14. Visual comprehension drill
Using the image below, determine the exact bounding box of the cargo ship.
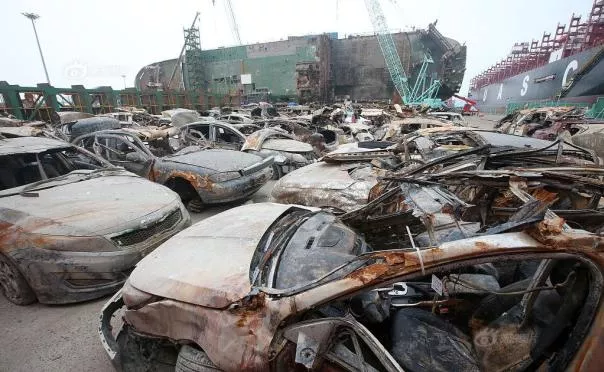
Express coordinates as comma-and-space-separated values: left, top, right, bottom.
135, 24, 466, 104
469, 0, 604, 113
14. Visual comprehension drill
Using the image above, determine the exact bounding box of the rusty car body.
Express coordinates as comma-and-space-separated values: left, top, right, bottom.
99, 196, 604, 371
71, 129, 273, 211
241, 128, 317, 179
272, 128, 596, 211
0, 137, 191, 305
496, 106, 604, 141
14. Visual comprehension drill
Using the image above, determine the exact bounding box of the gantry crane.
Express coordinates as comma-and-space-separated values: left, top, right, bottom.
364, 0, 441, 106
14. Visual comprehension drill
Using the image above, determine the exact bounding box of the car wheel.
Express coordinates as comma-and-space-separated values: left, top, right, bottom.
0, 254, 36, 305
176, 345, 220, 372
272, 164, 283, 180
187, 198, 205, 213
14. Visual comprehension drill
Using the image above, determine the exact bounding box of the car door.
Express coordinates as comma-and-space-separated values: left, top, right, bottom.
89, 133, 154, 177
212, 124, 245, 150
180, 123, 211, 147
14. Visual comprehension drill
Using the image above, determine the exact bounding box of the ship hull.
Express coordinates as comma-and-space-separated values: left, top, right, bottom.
469, 46, 604, 112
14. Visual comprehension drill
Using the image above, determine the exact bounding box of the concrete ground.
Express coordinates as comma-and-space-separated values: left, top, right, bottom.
464, 114, 500, 130
0, 181, 276, 372
0, 115, 501, 372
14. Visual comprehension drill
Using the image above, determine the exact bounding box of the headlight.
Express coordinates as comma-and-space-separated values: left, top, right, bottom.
209, 171, 241, 182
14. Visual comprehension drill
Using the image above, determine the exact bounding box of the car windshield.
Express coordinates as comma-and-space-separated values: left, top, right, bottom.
0, 146, 112, 195
250, 208, 371, 290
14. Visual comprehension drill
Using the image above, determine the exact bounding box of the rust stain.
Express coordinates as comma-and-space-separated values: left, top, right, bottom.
230, 292, 266, 328
474, 241, 492, 250
532, 188, 558, 203
346, 263, 389, 284
536, 216, 565, 235
169, 171, 214, 191
441, 203, 455, 214
492, 191, 517, 208
379, 251, 406, 265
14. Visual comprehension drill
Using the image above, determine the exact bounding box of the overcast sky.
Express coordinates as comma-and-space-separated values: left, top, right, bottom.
1, 0, 591, 95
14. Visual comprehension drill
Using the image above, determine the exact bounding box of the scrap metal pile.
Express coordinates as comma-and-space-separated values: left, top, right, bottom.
2, 102, 604, 371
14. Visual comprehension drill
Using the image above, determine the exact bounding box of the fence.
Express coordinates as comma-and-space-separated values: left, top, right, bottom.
0, 81, 241, 121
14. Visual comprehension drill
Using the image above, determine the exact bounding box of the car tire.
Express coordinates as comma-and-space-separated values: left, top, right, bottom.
187, 198, 205, 213
271, 164, 283, 180
176, 345, 220, 372
0, 254, 36, 305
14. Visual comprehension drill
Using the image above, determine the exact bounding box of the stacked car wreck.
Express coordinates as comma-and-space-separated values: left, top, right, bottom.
2, 102, 604, 371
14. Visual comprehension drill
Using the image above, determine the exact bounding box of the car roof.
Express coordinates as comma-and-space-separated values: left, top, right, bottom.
0, 136, 72, 156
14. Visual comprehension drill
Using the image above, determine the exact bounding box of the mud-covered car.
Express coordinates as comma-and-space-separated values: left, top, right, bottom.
272, 128, 598, 211
100, 202, 604, 371
72, 130, 273, 211
0, 137, 191, 305
242, 128, 317, 179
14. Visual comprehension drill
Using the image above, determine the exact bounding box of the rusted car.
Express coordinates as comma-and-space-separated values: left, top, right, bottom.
176, 121, 248, 151
176, 123, 315, 179
99, 201, 604, 371
496, 106, 604, 141
72, 130, 273, 212
272, 128, 597, 211
0, 137, 191, 305
242, 128, 317, 179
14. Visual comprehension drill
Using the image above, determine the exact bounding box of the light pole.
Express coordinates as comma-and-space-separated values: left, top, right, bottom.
22, 12, 51, 84
121, 74, 127, 89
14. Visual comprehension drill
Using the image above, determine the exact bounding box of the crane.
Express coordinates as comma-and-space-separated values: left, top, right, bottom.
363, 0, 441, 106
213, 0, 242, 45
453, 94, 479, 115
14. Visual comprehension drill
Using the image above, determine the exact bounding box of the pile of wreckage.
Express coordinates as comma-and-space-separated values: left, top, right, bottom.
2, 102, 604, 371
497, 105, 604, 159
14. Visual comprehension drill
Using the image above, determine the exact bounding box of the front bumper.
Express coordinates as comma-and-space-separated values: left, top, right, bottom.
197, 163, 273, 204
99, 290, 124, 369
8, 208, 191, 304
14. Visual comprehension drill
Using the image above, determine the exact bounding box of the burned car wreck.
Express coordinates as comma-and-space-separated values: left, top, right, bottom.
175, 123, 316, 179
272, 127, 598, 211
100, 171, 604, 371
72, 130, 273, 211
241, 129, 317, 179
0, 137, 191, 305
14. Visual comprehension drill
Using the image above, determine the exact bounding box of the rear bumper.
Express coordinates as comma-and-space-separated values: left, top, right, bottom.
8, 210, 191, 304
197, 165, 273, 204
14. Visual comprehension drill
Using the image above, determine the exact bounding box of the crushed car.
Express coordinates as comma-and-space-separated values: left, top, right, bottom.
176, 123, 315, 179
496, 106, 604, 141
0, 137, 190, 305
272, 128, 597, 211
241, 128, 317, 179
99, 192, 604, 371
72, 129, 273, 212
